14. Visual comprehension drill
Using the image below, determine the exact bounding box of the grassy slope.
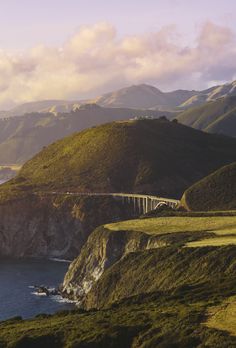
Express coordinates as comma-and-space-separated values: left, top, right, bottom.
105, 216, 236, 235
1, 293, 236, 348
105, 214, 236, 248
177, 96, 236, 137
1, 118, 236, 203
182, 162, 236, 211
83, 246, 236, 309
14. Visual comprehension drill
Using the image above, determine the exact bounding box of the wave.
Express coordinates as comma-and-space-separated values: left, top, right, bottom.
31, 291, 47, 297
49, 258, 72, 263
51, 295, 76, 304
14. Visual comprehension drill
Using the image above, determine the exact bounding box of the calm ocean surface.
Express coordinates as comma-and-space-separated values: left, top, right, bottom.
0, 258, 75, 321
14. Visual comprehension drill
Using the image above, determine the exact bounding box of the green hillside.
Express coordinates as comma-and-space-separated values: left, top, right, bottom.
2, 118, 236, 200
0, 107, 172, 165
177, 96, 236, 137
182, 162, 236, 211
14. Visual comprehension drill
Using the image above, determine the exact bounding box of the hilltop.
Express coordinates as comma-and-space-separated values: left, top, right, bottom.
182, 162, 236, 211
0, 107, 170, 165
2, 118, 236, 200
177, 96, 236, 137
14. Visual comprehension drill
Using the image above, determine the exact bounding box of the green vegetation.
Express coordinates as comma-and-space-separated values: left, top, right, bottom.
182, 162, 236, 211
1, 293, 236, 348
1, 118, 236, 203
177, 96, 236, 137
83, 245, 236, 309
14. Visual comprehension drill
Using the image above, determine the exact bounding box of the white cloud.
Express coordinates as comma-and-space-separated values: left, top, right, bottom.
0, 21, 235, 108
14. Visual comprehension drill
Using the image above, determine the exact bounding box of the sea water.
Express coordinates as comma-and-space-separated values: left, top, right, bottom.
0, 258, 75, 321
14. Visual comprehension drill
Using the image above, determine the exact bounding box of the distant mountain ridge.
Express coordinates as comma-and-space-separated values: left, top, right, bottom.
90, 84, 197, 110
179, 81, 236, 108
177, 96, 236, 138
1, 80, 236, 118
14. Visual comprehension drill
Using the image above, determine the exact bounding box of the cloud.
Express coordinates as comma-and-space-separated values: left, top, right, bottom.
0, 21, 236, 108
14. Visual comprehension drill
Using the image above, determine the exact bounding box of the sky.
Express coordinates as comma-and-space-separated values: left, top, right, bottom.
0, 0, 236, 108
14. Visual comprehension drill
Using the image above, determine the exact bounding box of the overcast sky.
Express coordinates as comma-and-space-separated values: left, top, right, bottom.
0, 0, 235, 108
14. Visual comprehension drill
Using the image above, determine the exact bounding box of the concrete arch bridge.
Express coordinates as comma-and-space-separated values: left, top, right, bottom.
46, 191, 180, 215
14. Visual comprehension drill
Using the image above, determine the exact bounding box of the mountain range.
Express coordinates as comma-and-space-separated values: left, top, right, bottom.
1, 80, 236, 118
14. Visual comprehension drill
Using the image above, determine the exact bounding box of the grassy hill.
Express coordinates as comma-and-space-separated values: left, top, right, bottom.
0, 107, 173, 165
2, 118, 236, 200
177, 96, 236, 137
182, 162, 236, 211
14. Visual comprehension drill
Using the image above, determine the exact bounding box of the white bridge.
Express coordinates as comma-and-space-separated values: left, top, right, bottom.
43, 192, 180, 215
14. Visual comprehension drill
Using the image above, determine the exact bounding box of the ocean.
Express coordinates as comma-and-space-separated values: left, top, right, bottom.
0, 258, 75, 321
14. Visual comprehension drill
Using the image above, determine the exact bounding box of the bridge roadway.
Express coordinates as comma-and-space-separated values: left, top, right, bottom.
41, 191, 180, 215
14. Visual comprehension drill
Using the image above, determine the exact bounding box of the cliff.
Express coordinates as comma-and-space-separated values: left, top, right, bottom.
0, 194, 128, 258
62, 226, 168, 299
62, 213, 236, 307
83, 245, 236, 310
62, 218, 211, 300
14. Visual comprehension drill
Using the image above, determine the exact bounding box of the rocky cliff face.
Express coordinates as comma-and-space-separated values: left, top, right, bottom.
62, 226, 167, 300
62, 222, 236, 310
0, 194, 128, 259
